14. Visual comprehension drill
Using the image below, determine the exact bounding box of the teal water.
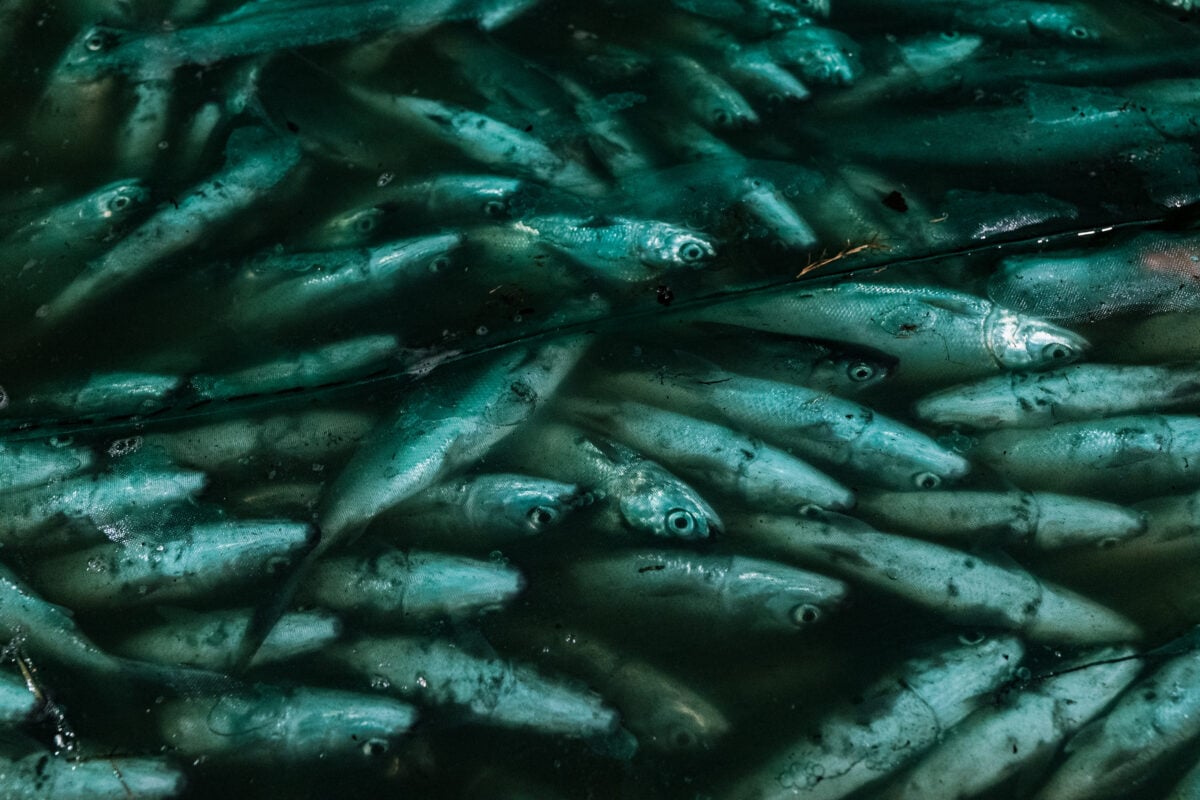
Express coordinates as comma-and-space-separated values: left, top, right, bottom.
1, 1, 1200, 798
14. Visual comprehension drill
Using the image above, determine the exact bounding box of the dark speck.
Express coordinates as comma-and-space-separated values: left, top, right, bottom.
638, 564, 665, 573
285, 120, 300, 133
882, 190, 908, 212
656, 285, 674, 306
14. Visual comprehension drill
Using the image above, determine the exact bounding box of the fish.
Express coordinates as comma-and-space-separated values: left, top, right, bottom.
478, 214, 717, 282
37, 126, 303, 324
0, 671, 37, 725
660, 54, 760, 129
721, 634, 1023, 800
112, 608, 342, 671
4, 371, 181, 420
728, 511, 1142, 643
139, 409, 375, 474
561, 550, 848, 634
0, 179, 149, 254
500, 420, 722, 539
0, 752, 186, 799
975, 414, 1200, 498
189, 334, 399, 400
31, 520, 315, 608
395, 473, 586, 540
325, 635, 620, 739
854, 489, 1147, 550
565, 398, 855, 511
494, 618, 731, 753
884, 646, 1143, 800
159, 686, 417, 762
683, 282, 1088, 383
1037, 630, 1200, 800
292, 206, 387, 250
0, 467, 206, 547
766, 26, 864, 86
0, 440, 95, 493
989, 231, 1200, 322
596, 362, 969, 490
301, 549, 525, 622
227, 234, 464, 329
347, 85, 606, 194
915, 362, 1200, 428
317, 337, 586, 550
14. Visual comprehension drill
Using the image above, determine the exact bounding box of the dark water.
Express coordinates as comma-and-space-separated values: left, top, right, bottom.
2, 1, 1200, 798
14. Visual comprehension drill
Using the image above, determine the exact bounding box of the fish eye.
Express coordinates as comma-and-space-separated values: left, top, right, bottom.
678, 241, 708, 262
84, 30, 115, 52
913, 471, 941, 490
108, 195, 131, 212
1041, 342, 1073, 361
846, 361, 877, 382
712, 108, 730, 125
1069, 26, 1091, 38
428, 256, 451, 273
791, 604, 821, 626
798, 504, 823, 518
354, 216, 377, 234
673, 729, 695, 748
940, 31, 960, 40
665, 508, 697, 535
483, 199, 507, 218
361, 738, 389, 757
265, 555, 293, 575
526, 505, 559, 528
958, 630, 986, 646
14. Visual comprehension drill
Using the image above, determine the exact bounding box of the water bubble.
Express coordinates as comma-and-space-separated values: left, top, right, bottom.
377, 172, 395, 187
368, 675, 391, 691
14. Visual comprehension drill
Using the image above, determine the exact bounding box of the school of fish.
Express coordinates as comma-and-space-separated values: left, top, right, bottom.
0, 0, 1200, 797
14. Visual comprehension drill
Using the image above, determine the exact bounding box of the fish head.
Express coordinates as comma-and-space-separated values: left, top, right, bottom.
53, 25, 126, 82
318, 207, 387, 248
807, 352, 894, 395
466, 474, 587, 535
92, 180, 150, 221
616, 462, 721, 539
777, 28, 863, 86
727, 557, 849, 632
986, 307, 1089, 370
640, 693, 730, 752
637, 224, 717, 270
1027, 7, 1102, 43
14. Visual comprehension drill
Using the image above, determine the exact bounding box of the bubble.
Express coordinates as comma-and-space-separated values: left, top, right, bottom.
107, 436, 143, 457
368, 675, 391, 691
376, 172, 395, 187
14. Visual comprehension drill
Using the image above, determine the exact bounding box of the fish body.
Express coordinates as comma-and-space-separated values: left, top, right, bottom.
722, 635, 1022, 800
318, 337, 585, 551
159, 686, 417, 762
7, 371, 181, 420
767, 26, 863, 86
915, 362, 1200, 428
0, 467, 206, 547
0, 440, 95, 493
661, 54, 760, 129
729, 512, 1141, 643
976, 414, 1200, 497
39, 127, 302, 323
140, 409, 375, 473
1037, 632, 1200, 800
0, 753, 186, 799
599, 364, 968, 490
498, 620, 730, 753
567, 398, 854, 511
0, 671, 36, 725
32, 520, 314, 608
855, 489, 1146, 550
686, 282, 1088, 383
113, 608, 341, 671
302, 549, 525, 622
562, 550, 848, 634
886, 647, 1142, 800
326, 635, 620, 738
989, 232, 1200, 322
229, 234, 464, 328
190, 334, 399, 400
